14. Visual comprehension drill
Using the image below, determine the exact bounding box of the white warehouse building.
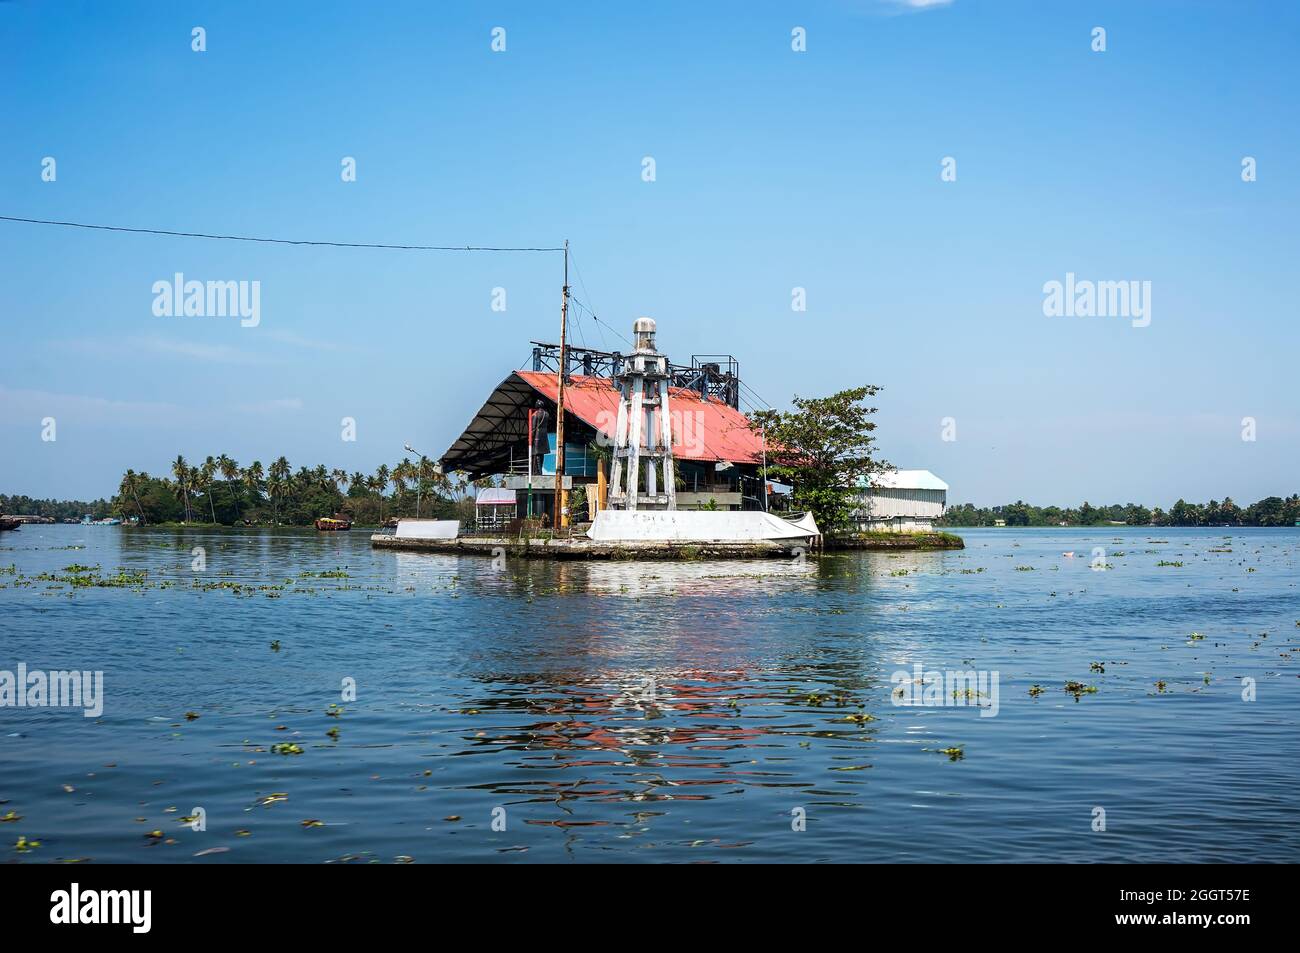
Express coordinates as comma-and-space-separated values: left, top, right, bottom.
853, 469, 949, 532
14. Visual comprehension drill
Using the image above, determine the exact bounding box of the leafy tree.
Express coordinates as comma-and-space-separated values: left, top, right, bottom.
171, 455, 192, 522
748, 385, 887, 531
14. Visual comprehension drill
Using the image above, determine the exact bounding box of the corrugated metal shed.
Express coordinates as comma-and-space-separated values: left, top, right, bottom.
861, 469, 949, 491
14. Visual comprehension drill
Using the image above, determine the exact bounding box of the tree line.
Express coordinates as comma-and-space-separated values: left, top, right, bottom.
107, 454, 491, 526
940, 496, 1300, 528
0, 494, 112, 521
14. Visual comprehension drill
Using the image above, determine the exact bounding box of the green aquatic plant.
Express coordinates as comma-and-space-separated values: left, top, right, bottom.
271, 742, 303, 756
1028, 684, 1046, 697
1155, 680, 1168, 693
1089, 662, 1105, 673
1064, 681, 1098, 698
14, 835, 41, 852
97, 571, 148, 588
937, 746, 964, 761
843, 710, 875, 726
1156, 560, 1183, 567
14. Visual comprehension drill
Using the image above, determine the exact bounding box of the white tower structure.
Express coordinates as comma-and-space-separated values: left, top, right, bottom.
609, 317, 676, 510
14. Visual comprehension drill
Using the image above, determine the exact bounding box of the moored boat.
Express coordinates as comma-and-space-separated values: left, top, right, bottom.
315, 516, 353, 531
0, 517, 21, 532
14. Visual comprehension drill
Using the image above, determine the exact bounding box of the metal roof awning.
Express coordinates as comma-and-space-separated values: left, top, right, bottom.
475, 488, 517, 506
438, 373, 537, 478
440, 371, 765, 479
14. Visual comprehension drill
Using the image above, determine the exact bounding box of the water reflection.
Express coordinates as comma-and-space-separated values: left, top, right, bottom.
2, 526, 1299, 862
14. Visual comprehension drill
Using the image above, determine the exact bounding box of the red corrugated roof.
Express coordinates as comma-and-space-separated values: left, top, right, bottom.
516, 371, 763, 464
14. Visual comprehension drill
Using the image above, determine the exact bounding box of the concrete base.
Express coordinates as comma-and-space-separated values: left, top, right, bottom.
588, 509, 820, 543
371, 533, 805, 560
393, 519, 460, 540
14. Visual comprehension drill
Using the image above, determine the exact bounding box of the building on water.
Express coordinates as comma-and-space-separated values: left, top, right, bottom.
439, 320, 769, 524
852, 469, 949, 532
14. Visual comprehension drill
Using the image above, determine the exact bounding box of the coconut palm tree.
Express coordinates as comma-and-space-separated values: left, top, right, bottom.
171, 455, 192, 522
217, 454, 240, 522
201, 457, 219, 523
391, 459, 412, 512
188, 465, 204, 522
242, 461, 265, 521
268, 457, 291, 524
119, 469, 146, 523
371, 464, 390, 523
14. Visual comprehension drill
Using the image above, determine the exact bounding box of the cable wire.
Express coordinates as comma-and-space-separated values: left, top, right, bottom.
0, 214, 563, 252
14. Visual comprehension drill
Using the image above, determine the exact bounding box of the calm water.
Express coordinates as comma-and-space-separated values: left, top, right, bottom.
2, 525, 1297, 863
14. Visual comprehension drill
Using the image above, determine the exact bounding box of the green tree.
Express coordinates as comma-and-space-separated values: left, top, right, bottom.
218, 454, 240, 522
171, 455, 191, 522
748, 385, 887, 531
201, 456, 219, 523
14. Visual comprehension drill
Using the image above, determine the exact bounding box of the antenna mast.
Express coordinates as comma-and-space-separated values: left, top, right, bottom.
554, 240, 569, 528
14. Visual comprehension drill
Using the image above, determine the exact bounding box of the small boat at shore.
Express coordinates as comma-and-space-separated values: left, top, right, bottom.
315, 516, 352, 531
0, 517, 21, 532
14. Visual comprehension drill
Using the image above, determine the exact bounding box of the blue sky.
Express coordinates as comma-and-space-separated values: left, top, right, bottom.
2, 0, 1297, 505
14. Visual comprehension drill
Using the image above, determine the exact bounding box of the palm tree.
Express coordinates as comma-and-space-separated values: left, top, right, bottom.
391, 459, 411, 513
218, 454, 240, 522
331, 468, 349, 494
171, 455, 192, 522
268, 457, 292, 524
201, 457, 218, 523
371, 465, 390, 523
349, 470, 367, 498
119, 469, 146, 523
188, 465, 204, 522
414, 456, 440, 518
242, 461, 265, 522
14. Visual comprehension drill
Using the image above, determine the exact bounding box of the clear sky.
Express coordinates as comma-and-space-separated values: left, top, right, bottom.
2, 0, 1297, 506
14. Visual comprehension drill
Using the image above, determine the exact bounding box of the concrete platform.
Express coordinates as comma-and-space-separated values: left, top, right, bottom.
370, 533, 807, 560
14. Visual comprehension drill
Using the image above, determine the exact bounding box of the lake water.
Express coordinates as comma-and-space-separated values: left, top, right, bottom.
2, 525, 1297, 863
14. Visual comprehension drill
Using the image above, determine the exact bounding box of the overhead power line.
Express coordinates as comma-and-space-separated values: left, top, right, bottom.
0, 214, 563, 252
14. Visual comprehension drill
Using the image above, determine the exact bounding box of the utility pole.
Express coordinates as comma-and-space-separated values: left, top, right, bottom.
554, 239, 569, 528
